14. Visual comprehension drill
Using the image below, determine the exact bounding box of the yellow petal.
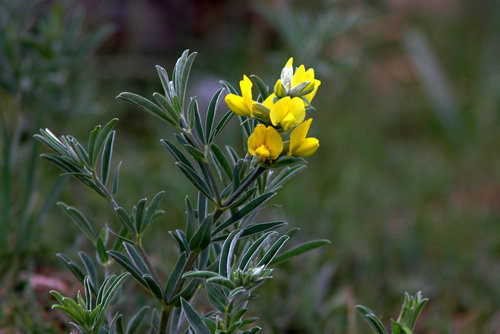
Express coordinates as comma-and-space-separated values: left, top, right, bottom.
248, 124, 267, 155
285, 57, 294, 68
263, 93, 276, 109
270, 96, 290, 126
225, 94, 251, 116
289, 118, 319, 157
304, 79, 321, 103
290, 97, 306, 124
292, 65, 307, 87
265, 126, 284, 159
292, 137, 319, 157
247, 124, 283, 163
240, 75, 253, 99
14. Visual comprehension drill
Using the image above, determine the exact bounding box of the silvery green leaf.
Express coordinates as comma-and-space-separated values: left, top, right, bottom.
164, 252, 187, 300
107, 250, 147, 288
250, 74, 270, 100
117, 92, 176, 126
100, 130, 115, 186
125, 306, 149, 334
269, 239, 330, 265
180, 298, 211, 334
239, 232, 277, 271
219, 230, 243, 278
57, 202, 97, 243
355, 305, 388, 334
257, 235, 289, 266
205, 88, 224, 143
213, 192, 276, 235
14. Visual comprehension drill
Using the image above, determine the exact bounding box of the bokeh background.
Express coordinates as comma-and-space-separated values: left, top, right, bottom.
1, 0, 500, 332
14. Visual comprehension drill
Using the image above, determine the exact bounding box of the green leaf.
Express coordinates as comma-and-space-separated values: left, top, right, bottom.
169, 230, 190, 253
134, 198, 147, 234
156, 65, 172, 100
267, 165, 305, 191
205, 283, 226, 312
126, 306, 150, 334
165, 252, 187, 300
213, 192, 276, 235
211, 143, 232, 181
219, 80, 238, 95
238, 221, 287, 240
142, 191, 165, 233
123, 242, 149, 274
355, 305, 388, 334
269, 156, 306, 169
79, 252, 98, 293
180, 298, 211, 334
176, 162, 214, 200
96, 237, 109, 265
117, 92, 176, 126
56, 253, 87, 289
185, 196, 195, 240
57, 202, 97, 243
269, 239, 330, 265
160, 139, 192, 167
153, 92, 179, 124
238, 232, 277, 271
205, 88, 224, 143
166, 307, 182, 334
206, 276, 236, 290
143, 274, 164, 300
184, 144, 206, 162
173, 50, 197, 110
107, 250, 147, 288
183, 271, 220, 280
92, 118, 118, 165
250, 75, 270, 100
111, 161, 122, 197
100, 130, 115, 186
189, 215, 212, 251
257, 235, 289, 266
219, 230, 243, 278
211, 110, 234, 141
87, 125, 100, 167
191, 97, 205, 145
115, 207, 136, 235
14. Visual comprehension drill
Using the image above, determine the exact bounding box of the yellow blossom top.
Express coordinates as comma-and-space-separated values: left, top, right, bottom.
224, 75, 254, 117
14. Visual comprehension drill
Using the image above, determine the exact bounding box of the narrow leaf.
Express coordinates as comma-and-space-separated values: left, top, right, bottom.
269, 240, 330, 265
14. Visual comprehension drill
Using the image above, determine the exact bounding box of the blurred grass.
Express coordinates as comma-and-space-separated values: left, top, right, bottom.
3, 0, 500, 332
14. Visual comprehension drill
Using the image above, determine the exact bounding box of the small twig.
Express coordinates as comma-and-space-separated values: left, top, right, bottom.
221, 166, 266, 208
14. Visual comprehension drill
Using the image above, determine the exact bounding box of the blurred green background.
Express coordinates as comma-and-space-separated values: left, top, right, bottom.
1, 0, 500, 332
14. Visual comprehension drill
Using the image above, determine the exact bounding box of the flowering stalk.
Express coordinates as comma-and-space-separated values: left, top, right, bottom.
37, 50, 329, 333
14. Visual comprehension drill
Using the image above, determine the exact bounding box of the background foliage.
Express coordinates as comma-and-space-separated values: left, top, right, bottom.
1, 0, 500, 333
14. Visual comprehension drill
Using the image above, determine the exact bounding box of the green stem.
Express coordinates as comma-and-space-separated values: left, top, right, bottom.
137, 241, 163, 294
221, 166, 266, 208
159, 306, 171, 334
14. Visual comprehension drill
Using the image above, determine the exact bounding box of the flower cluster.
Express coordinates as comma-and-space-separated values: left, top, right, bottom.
225, 58, 320, 164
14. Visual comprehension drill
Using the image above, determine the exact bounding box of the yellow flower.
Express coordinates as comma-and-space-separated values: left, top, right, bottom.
274, 58, 321, 104
270, 96, 305, 132
225, 75, 254, 116
288, 118, 319, 157
248, 124, 283, 163
292, 64, 321, 104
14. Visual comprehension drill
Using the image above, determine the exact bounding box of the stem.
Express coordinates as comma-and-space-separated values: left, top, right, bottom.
137, 242, 163, 292
170, 250, 200, 300
159, 306, 170, 334
221, 166, 266, 208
